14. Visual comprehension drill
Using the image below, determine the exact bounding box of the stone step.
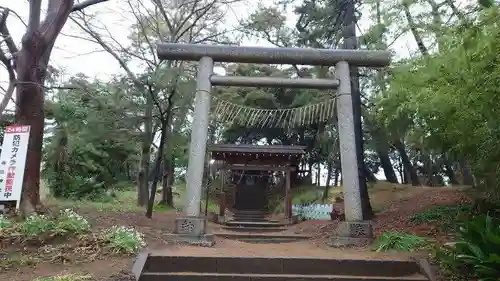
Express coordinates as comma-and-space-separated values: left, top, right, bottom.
233, 209, 268, 214
221, 226, 287, 233
213, 231, 311, 243
232, 214, 268, 218
231, 217, 274, 222
226, 221, 285, 228
134, 255, 432, 281
139, 272, 429, 281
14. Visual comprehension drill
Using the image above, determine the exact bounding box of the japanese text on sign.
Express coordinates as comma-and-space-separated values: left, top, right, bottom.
0, 125, 30, 205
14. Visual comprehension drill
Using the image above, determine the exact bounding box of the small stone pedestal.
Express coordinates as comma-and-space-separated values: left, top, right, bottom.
168, 217, 215, 247
217, 215, 226, 224
328, 220, 373, 247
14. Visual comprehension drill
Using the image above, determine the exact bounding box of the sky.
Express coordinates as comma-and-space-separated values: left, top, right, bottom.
0, 0, 475, 90
0, 0, 276, 83
0, 0, 472, 184
0, 0, 420, 85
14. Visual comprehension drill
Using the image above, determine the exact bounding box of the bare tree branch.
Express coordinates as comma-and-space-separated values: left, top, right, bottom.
0, 9, 19, 54
0, 8, 18, 120
72, 0, 110, 12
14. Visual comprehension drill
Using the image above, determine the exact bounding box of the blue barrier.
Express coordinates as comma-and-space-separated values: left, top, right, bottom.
292, 203, 332, 220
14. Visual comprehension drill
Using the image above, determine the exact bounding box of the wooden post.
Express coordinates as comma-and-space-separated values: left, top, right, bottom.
285, 168, 292, 220
219, 170, 225, 217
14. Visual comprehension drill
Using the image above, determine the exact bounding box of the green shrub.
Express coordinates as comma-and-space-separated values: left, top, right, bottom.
373, 231, 429, 252
439, 215, 500, 280
472, 199, 500, 218
21, 214, 57, 237
19, 209, 91, 238
54, 209, 91, 235
102, 226, 146, 254
0, 214, 13, 229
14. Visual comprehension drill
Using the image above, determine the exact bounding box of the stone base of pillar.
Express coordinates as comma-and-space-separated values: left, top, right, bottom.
217, 215, 226, 224
168, 217, 215, 247
328, 220, 373, 247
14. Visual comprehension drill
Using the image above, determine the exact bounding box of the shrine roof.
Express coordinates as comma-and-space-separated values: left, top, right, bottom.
210, 144, 307, 155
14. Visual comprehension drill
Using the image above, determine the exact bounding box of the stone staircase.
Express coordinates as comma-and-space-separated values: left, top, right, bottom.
215, 209, 309, 242
231, 209, 269, 222
133, 254, 433, 281
223, 209, 286, 231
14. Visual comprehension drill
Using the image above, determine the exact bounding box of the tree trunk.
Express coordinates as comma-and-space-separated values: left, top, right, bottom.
12, 0, 108, 215
334, 166, 340, 187
16, 80, 43, 215
442, 160, 458, 185
364, 164, 377, 183
145, 118, 169, 218
459, 160, 474, 186
16, 32, 49, 215
366, 119, 398, 184
395, 155, 405, 184
377, 149, 398, 183
137, 92, 153, 206
167, 159, 175, 204
394, 139, 420, 186
160, 156, 174, 206
316, 162, 321, 186
343, 0, 372, 219
402, 2, 429, 55
426, 154, 434, 186
323, 161, 333, 202
159, 107, 175, 207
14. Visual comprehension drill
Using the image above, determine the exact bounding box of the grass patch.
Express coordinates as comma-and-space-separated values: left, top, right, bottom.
373, 231, 429, 252
198, 199, 219, 214
0, 209, 146, 272
44, 188, 182, 213
41, 179, 184, 213
409, 205, 472, 231
152, 203, 175, 212
44, 190, 143, 213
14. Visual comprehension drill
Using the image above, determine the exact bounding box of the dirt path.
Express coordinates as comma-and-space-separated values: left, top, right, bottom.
2, 257, 132, 281
161, 238, 416, 260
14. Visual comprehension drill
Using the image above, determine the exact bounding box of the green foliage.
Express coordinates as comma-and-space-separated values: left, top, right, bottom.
373, 231, 429, 252
0, 214, 12, 229
439, 215, 500, 280
53, 209, 92, 235
473, 199, 500, 218
21, 214, 57, 237
43, 77, 141, 199
410, 205, 472, 231
378, 8, 500, 195
19, 210, 92, 238
102, 226, 146, 254
2, 210, 145, 261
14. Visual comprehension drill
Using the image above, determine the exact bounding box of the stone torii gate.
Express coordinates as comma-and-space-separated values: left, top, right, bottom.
156, 43, 391, 245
